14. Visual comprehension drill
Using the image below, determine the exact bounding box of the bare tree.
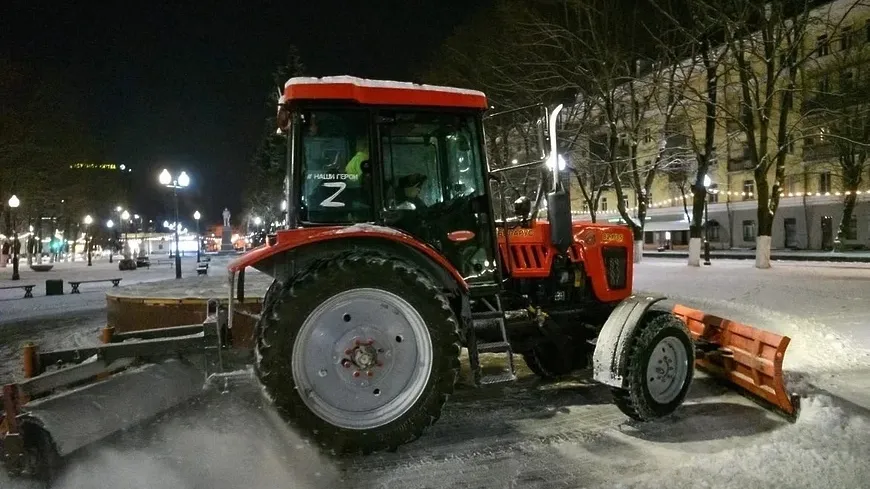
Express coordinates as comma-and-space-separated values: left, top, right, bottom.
800, 19, 870, 248
712, 0, 862, 267
509, 0, 696, 261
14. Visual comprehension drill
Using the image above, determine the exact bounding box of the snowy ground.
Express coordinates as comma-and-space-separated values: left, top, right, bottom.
2, 258, 869, 488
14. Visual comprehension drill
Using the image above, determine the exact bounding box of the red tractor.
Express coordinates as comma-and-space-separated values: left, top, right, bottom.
1, 76, 797, 477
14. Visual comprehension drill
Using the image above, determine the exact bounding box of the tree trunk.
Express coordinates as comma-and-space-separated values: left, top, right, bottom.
837, 192, 858, 246
755, 170, 773, 269
688, 187, 706, 267
689, 48, 718, 267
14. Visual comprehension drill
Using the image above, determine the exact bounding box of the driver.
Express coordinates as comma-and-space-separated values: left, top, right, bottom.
397, 173, 428, 210
345, 135, 369, 178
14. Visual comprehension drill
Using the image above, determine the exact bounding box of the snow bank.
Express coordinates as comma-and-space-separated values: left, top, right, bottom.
569, 395, 870, 489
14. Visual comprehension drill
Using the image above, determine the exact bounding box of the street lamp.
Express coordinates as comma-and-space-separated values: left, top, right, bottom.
158, 169, 190, 279
107, 219, 115, 263
8, 195, 20, 280
193, 210, 201, 262
703, 175, 712, 266
120, 209, 131, 257
84, 214, 93, 266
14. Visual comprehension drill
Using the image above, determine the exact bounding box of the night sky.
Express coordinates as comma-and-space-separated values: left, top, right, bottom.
3, 0, 489, 226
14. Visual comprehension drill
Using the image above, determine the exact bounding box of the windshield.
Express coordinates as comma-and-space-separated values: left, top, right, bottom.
381, 111, 485, 213
297, 108, 486, 224
298, 109, 373, 223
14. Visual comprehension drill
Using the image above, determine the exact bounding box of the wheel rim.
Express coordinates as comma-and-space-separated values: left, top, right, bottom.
644, 336, 688, 404
291, 287, 434, 430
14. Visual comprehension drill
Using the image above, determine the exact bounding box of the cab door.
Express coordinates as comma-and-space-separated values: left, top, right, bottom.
375, 109, 498, 286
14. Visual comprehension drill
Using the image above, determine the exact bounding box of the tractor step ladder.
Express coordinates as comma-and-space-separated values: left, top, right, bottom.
470, 295, 516, 385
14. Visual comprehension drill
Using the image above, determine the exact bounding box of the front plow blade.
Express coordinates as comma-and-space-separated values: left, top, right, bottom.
672, 304, 800, 419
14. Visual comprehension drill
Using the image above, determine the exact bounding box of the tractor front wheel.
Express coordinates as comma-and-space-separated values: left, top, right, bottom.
255, 251, 461, 455
611, 313, 694, 421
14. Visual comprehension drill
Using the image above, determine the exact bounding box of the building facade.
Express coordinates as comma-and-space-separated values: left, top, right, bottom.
559, 0, 870, 251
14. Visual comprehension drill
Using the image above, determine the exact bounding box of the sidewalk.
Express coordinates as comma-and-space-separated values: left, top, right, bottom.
643, 248, 870, 262
0, 255, 228, 323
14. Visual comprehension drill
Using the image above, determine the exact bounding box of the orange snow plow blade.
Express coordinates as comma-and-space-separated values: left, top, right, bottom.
672, 304, 799, 418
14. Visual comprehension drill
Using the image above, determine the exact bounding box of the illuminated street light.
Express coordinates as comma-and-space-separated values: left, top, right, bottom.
107, 220, 114, 228
8, 195, 20, 280
84, 214, 93, 266
193, 210, 201, 262
254, 216, 263, 226
158, 169, 191, 279
121, 210, 130, 221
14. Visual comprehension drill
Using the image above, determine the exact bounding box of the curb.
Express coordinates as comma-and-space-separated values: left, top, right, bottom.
642, 252, 870, 263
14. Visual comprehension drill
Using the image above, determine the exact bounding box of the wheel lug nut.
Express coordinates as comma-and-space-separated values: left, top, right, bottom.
341, 359, 351, 368
345, 348, 353, 355
353, 371, 360, 377
367, 371, 374, 377
367, 338, 375, 345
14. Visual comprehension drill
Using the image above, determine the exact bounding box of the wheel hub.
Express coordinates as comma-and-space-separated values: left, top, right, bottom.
342, 339, 384, 376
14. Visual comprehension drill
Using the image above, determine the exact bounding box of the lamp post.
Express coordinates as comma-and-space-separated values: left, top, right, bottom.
159, 169, 190, 279
193, 210, 201, 262
84, 214, 93, 266
8, 195, 20, 280
106, 219, 114, 263
703, 175, 712, 266
120, 209, 131, 259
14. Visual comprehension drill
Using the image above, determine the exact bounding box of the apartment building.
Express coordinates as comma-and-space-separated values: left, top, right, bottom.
563, 0, 870, 251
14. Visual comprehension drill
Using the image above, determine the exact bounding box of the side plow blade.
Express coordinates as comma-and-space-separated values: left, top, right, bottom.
0, 300, 241, 480
672, 304, 800, 419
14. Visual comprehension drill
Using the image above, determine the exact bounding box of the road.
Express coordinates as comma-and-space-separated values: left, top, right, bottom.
1, 258, 869, 489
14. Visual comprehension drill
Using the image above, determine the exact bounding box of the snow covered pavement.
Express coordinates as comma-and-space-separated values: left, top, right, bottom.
2, 258, 870, 488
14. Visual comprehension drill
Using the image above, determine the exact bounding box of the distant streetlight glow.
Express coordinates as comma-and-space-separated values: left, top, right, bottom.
254, 216, 263, 226
8, 195, 20, 208
163, 220, 170, 228
115, 205, 122, 212
84, 215, 93, 225
107, 220, 114, 228
193, 210, 201, 220
121, 210, 130, 221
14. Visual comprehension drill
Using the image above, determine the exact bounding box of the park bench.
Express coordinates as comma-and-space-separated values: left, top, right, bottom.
196, 262, 209, 276
69, 278, 122, 294
0, 284, 35, 298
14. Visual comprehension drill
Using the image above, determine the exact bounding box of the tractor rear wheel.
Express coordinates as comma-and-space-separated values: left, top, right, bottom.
611, 313, 694, 421
255, 251, 461, 455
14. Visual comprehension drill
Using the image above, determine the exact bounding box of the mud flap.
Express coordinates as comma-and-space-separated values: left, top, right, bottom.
672, 304, 800, 419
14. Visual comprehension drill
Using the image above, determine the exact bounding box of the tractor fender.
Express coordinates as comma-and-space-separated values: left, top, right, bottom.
227, 224, 468, 294
591, 294, 667, 389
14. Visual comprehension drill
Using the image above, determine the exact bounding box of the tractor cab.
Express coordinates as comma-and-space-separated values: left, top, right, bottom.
276, 77, 505, 286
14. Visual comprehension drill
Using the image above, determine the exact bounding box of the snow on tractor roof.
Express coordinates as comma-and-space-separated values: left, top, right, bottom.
282, 75, 489, 110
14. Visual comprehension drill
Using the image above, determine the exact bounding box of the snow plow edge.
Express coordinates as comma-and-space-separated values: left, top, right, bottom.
672, 304, 799, 419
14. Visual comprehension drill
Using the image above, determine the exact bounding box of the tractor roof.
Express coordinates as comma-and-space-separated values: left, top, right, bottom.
281, 76, 488, 110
